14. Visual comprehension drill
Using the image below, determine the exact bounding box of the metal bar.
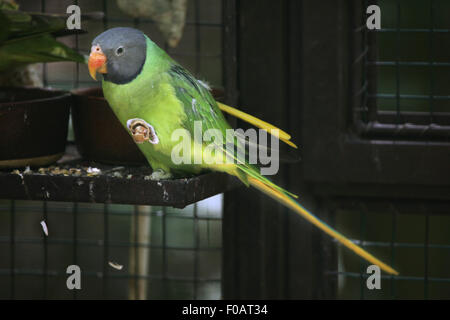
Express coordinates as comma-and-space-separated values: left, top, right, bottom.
354, 24, 367, 33
193, 203, 199, 299
100, 17, 222, 28
368, 61, 450, 67
354, 46, 369, 65
354, 81, 368, 98
101, 3, 108, 296
222, 0, 239, 107
162, 206, 168, 296
102, 0, 108, 30
389, 204, 398, 299
354, 121, 450, 140
395, 0, 401, 124
360, 4, 368, 124
72, 202, 78, 300
328, 271, 450, 283
9, 200, 15, 299
0, 206, 222, 220
74, 0, 79, 89
194, 0, 201, 76
42, 200, 48, 299
302, 238, 450, 249
366, 0, 378, 123
0, 269, 220, 282
206, 204, 211, 248
424, 204, 430, 299
41, 0, 47, 87
359, 201, 367, 299
50, 50, 222, 58
102, 203, 109, 298
170, 52, 222, 58
0, 236, 222, 250
377, 28, 450, 33
370, 93, 450, 100
356, 11, 369, 121
348, 0, 358, 125
330, 198, 450, 213
429, 0, 436, 124
134, 205, 139, 299
128, 206, 151, 300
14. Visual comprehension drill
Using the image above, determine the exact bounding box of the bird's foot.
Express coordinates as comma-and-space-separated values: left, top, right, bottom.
150, 169, 173, 181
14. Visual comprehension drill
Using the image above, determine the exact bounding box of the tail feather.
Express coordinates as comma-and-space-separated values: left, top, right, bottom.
247, 176, 399, 276
216, 102, 298, 149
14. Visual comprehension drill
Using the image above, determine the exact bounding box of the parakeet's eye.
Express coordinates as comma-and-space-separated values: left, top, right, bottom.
115, 46, 125, 56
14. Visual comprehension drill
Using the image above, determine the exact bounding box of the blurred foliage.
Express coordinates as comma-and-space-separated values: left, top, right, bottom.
0, 1, 85, 73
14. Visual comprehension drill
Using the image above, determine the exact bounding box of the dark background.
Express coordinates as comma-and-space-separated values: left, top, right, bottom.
0, 0, 449, 299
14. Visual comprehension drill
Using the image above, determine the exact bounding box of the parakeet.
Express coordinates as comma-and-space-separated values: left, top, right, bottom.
88, 27, 398, 276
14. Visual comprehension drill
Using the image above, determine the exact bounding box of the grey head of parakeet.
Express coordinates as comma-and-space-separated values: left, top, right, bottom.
89, 27, 147, 85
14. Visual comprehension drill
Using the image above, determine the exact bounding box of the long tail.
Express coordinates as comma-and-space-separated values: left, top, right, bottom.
217, 102, 397, 275
247, 176, 399, 275
216, 102, 298, 149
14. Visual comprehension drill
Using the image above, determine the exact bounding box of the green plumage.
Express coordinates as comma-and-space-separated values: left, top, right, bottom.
103, 37, 235, 177
102, 36, 286, 191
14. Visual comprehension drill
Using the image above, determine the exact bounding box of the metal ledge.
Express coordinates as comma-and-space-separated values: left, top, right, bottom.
0, 146, 241, 208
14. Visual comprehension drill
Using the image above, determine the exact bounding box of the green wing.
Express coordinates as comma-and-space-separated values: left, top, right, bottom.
168, 64, 231, 137
167, 64, 250, 181
166, 64, 295, 195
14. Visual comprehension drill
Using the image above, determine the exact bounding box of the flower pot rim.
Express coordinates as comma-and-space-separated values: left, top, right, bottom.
71, 86, 105, 102
71, 86, 226, 101
0, 86, 71, 108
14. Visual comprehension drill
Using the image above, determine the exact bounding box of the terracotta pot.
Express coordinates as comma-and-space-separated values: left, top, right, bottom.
71, 86, 225, 166
71, 87, 147, 165
0, 87, 71, 168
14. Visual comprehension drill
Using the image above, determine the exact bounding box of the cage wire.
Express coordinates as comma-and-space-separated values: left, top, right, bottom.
333, 0, 450, 299
354, 0, 450, 140
0, 0, 225, 299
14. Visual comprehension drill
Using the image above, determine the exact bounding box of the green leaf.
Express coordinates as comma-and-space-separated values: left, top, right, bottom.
0, 34, 85, 72
2, 9, 65, 40
0, 0, 19, 10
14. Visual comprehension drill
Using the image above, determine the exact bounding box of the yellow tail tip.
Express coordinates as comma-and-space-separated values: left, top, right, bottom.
369, 262, 398, 276
246, 176, 398, 276
217, 102, 298, 148
280, 137, 298, 149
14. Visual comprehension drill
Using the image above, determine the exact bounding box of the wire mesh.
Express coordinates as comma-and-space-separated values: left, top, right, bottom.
0, 0, 226, 300
0, 198, 224, 299
334, 0, 450, 299
332, 199, 450, 299
353, 0, 450, 140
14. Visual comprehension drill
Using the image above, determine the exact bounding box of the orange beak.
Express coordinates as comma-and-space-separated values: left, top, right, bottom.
88, 45, 107, 81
